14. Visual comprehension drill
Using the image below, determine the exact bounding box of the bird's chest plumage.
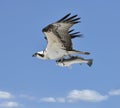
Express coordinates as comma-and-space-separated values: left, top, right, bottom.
45, 46, 67, 59
44, 33, 67, 59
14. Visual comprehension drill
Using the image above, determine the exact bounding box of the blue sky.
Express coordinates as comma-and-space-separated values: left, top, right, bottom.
0, 0, 120, 108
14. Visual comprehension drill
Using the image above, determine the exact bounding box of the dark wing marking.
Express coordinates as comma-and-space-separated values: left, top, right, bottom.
68, 29, 83, 39
42, 13, 81, 51
57, 13, 71, 22
57, 13, 81, 24
54, 13, 81, 50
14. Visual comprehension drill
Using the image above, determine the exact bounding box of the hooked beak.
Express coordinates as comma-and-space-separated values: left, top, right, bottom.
32, 53, 37, 57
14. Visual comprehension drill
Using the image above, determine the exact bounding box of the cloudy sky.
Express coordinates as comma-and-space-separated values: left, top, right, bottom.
0, 0, 120, 108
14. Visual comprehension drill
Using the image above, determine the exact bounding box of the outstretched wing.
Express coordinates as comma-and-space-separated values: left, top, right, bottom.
54, 13, 81, 50
42, 13, 81, 51
68, 29, 83, 39
44, 29, 82, 40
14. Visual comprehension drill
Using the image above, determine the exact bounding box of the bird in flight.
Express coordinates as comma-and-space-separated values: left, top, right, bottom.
32, 13, 92, 67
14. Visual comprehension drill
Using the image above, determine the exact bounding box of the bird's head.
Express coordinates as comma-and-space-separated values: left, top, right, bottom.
42, 24, 57, 32
32, 51, 46, 59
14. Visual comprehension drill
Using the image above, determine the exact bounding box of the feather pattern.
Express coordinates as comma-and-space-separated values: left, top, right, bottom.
57, 13, 80, 24
68, 29, 83, 39
53, 13, 81, 50
42, 13, 83, 53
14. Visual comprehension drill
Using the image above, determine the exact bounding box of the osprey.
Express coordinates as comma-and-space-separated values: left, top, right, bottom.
32, 13, 90, 60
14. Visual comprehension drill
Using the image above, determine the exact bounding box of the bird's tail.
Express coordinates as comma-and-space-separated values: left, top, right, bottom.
87, 59, 93, 67
68, 49, 90, 55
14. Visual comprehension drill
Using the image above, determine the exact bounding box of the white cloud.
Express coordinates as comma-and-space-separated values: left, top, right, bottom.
56, 97, 66, 103
40, 97, 66, 103
40, 89, 108, 103
19, 94, 36, 100
40, 97, 56, 102
2, 88, 119, 105
0, 101, 19, 108
109, 89, 120, 96
67, 89, 108, 102
0, 91, 14, 99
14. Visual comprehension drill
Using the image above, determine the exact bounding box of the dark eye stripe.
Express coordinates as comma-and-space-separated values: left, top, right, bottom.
38, 54, 44, 57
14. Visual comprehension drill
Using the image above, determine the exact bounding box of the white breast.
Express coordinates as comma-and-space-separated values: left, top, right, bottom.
45, 47, 67, 59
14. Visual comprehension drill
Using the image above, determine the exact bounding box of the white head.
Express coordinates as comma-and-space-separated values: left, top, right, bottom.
32, 51, 46, 60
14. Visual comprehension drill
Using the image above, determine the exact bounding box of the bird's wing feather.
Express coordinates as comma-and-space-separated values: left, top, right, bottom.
68, 29, 83, 39
53, 13, 81, 50
42, 13, 81, 50
43, 31, 66, 52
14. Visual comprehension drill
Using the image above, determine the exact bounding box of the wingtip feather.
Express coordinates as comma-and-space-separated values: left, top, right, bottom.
57, 13, 81, 24
57, 13, 71, 22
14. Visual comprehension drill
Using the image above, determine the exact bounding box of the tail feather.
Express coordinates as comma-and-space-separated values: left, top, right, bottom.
68, 49, 90, 55
87, 59, 93, 67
